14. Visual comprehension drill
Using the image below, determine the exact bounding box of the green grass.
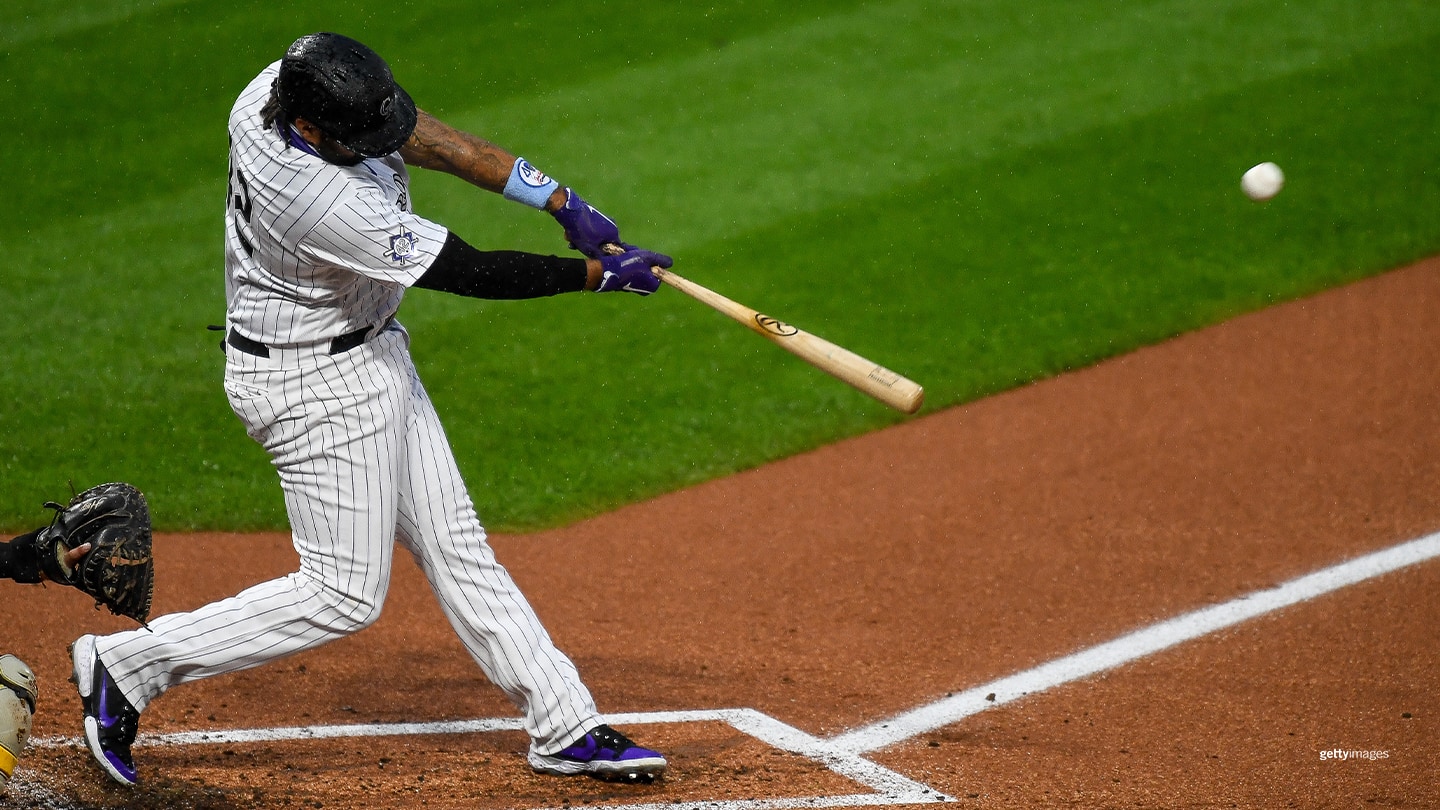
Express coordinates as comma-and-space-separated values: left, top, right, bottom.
1, 0, 1437, 531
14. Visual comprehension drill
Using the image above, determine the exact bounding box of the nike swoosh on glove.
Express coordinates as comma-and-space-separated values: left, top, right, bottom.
596, 249, 672, 296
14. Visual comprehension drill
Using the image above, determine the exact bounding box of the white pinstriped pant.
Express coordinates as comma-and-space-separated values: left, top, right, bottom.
95, 325, 600, 754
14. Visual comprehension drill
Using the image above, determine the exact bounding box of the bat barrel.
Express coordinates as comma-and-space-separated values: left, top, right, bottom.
656, 269, 924, 414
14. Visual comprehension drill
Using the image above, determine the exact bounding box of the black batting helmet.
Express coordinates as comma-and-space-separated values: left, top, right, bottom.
277, 33, 417, 158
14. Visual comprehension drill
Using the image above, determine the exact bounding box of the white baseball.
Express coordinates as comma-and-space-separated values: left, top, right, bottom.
1241, 161, 1285, 201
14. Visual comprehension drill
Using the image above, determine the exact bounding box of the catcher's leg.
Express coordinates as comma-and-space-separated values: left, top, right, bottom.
0, 654, 37, 794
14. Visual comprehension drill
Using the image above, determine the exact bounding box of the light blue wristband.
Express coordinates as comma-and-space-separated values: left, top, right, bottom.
502, 157, 561, 209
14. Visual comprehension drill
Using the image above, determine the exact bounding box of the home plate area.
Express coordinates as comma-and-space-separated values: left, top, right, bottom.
91, 708, 955, 809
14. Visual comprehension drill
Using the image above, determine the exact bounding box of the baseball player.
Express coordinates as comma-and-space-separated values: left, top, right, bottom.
1, 484, 153, 792
1, 531, 93, 793
1, 654, 37, 795
70, 32, 670, 788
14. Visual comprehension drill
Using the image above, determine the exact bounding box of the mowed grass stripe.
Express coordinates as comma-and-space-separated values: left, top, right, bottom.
0, 3, 1436, 529
411, 34, 1440, 529
0, 0, 876, 233
0, 0, 194, 48
415, 0, 1440, 250
685, 33, 1440, 411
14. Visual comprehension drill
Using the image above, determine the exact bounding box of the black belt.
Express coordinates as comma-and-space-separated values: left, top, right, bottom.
225, 322, 387, 359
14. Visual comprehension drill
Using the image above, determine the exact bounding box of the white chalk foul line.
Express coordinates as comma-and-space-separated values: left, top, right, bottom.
530, 709, 954, 810
30, 717, 530, 749
34, 708, 956, 808
829, 530, 1440, 754
129, 716, 528, 746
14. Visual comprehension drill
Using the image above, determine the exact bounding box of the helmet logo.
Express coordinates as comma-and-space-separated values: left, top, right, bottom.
379, 96, 394, 116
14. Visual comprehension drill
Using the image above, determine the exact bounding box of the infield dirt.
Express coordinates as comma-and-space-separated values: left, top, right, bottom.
5, 257, 1439, 809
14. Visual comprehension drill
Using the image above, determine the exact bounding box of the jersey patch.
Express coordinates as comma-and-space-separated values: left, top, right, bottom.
385, 231, 419, 263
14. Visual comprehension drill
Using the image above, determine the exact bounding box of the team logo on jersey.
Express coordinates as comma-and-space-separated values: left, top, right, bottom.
386, 231, 418, 263
392, 172, 410, 211
516, 159, 550, 187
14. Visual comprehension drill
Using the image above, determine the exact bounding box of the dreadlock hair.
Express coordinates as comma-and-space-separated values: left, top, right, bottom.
259, 80, 287, 130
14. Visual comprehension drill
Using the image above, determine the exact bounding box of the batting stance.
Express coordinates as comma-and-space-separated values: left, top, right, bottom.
71, 33, 670, 787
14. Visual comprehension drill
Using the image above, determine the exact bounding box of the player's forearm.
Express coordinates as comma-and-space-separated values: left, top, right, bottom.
400, 111, 566, 210
400, 110, 510, 191
413, 232, 601, 298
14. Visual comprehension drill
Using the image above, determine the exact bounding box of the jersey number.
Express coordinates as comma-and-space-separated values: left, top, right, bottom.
227, 159, 256, 257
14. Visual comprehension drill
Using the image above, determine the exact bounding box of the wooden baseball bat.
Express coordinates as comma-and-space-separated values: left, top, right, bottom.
602, 245, 923, 413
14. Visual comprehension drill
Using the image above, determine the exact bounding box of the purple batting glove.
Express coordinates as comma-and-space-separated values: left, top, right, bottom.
550, 188, 621, 258
596, 248, 672, 295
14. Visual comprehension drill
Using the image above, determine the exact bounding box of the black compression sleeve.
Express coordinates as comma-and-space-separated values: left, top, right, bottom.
0, 530, 43, 583
413, 231, 588, 300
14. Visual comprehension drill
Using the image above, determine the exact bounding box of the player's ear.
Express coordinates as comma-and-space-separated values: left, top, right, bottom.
292, 118, 325, 146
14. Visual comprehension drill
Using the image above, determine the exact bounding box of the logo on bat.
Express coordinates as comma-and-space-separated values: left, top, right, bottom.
868, 367, 902, 386
755, 314, 798, 336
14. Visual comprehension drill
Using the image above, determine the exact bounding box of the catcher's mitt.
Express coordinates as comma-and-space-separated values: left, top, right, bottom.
32, 483, 154, 626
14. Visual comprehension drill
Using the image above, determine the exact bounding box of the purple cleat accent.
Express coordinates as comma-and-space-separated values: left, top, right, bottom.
70, 635, 140, 786
528, 724, 667, 783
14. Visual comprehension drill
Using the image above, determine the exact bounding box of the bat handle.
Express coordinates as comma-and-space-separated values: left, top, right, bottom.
600, 241, 673, 280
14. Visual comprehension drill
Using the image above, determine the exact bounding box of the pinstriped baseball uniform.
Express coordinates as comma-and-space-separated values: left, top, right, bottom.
92, 62, 602, 755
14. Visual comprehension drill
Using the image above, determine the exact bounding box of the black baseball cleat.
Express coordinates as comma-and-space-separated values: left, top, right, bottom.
70, 635, 141, 786
528, 724, 667, 783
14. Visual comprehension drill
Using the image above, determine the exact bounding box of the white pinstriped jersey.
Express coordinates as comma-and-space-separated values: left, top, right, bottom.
224, 62, 449, 346
88, 52, 612, 776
